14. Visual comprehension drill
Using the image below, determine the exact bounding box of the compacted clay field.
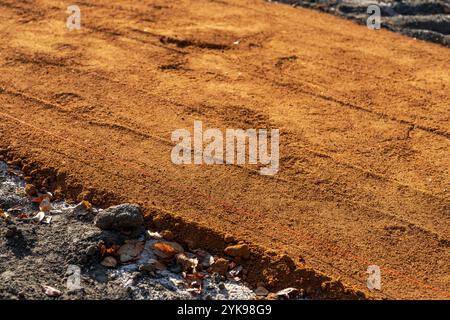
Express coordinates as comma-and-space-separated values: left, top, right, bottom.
0, 0, 449, 299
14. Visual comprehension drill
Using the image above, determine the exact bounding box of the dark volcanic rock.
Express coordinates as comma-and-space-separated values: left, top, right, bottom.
94, 203, 144, 234
276, 0, 450, 47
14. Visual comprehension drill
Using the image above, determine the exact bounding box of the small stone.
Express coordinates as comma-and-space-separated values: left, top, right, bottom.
139, 258, 166, 273
94, 204, 144, 234
174, 280, 185, 288
161, 230, 174, 240
118, 240, 145, 263
254, 286, 269, 297
211, 258, 229, 276
101, 256, 117, 268
224, 234, 235, 243
94, 271, 108, 283
0, 209, 11, 221
41, 285, 63, 297
224, 244, 250, 259
86, 245, 97, 257
25, 184, 37, 196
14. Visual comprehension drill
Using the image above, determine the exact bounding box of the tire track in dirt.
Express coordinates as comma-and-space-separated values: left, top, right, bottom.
1, 95, 448, 300
0, 60, 446, 300
1, 53, 446, 204
0, 109, 448, 299
1, 70, 447, 205
2, 0, 447, 136
1, 58, 448, 248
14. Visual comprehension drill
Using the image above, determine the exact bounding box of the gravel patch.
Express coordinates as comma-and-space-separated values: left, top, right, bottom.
276, 0, 450, 46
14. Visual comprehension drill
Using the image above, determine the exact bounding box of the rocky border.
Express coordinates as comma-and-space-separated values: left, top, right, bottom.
276, 0, 450, 47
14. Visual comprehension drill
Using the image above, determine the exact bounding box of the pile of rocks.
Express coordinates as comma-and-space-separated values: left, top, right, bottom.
93, 204, 301, 300
92, 203, 255, 299
277, 0, 450, 46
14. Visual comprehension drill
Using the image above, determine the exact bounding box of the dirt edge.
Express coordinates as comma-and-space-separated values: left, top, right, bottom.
0, 147, 379, 300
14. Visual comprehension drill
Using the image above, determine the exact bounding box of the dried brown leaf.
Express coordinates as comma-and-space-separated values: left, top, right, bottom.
41, 285, 63, 297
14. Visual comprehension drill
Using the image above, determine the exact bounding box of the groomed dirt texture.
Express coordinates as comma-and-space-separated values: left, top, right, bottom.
0, 0, 448, 299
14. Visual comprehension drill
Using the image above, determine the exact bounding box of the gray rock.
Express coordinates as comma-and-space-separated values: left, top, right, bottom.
276, 0, 450, 47
0, 193, 29, 211
71, 202, 95, 222
93, 270, 108, 283
94, 204, 144, 234
85, 245, 97, 257
139, 259, 166, 274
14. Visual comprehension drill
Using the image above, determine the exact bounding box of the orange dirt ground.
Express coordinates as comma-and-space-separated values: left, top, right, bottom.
0, 0, 448, 299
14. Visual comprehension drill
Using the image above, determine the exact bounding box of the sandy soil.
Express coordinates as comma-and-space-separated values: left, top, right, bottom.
0, 0, 448, 299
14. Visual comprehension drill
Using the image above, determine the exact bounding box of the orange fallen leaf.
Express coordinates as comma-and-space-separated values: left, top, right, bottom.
32, 193, 52, 204
17, 213, 29, 219
32, 196, 45, 204
152, 242, 181, 258
99, 244, 120, 258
